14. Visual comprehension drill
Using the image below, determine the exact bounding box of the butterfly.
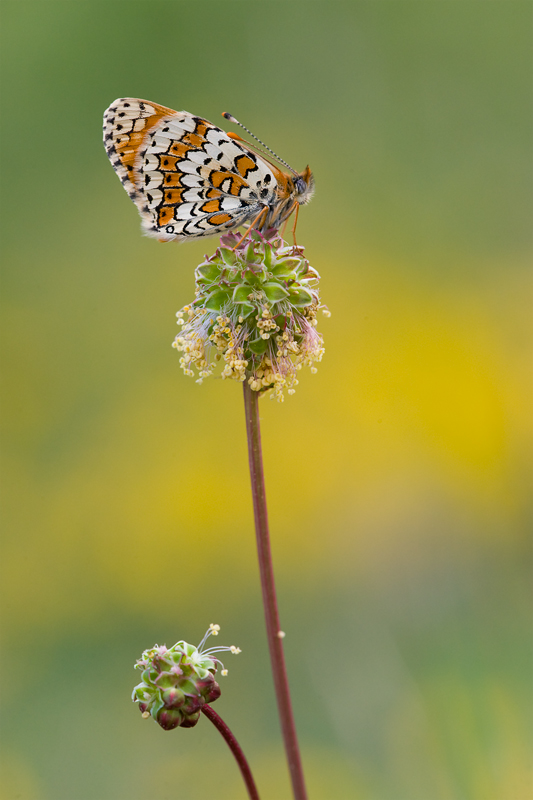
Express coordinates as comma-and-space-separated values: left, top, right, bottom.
103, 98, 314, 243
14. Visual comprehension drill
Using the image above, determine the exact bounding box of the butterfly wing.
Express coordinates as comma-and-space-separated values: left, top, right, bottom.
103, 98, 278, 241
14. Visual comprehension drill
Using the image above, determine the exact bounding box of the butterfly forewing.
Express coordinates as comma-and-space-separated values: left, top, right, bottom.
103, 98, 278, 241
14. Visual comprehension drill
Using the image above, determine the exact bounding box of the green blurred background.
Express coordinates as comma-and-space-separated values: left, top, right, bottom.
1, 2, 531, 798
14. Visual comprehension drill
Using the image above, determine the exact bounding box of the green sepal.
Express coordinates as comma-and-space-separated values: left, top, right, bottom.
288, 287, 313, 306
244, 268, 265, 286
132, 683, 147, 701
195, 667, 211, 680
141, 668, 155, 686
275, 257, 301, 271
197, 657, 216, 672
296, 262, 318, 278
263, 282, 290, 303
263, 243, 275, 269
270, 264, 298, 280
248, 337, 269, 355
245, 242, 257, 262
154, 671, 177, 689
238, 303, 256, 319
179, 678, 199, 695
204, 288, 230, 311
232, 284, 253, 303
196, 263, 223, 282
218, 247, 237, 266
277, 246, 302, 258
151, 696, 165, 718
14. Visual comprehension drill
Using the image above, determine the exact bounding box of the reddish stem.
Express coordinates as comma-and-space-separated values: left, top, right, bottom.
243, 382, 308, 800
201, 705, 260, 800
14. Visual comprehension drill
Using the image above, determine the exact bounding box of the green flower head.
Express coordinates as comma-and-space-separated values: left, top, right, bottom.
132, 624, 241, 731
172, 230, 329, 401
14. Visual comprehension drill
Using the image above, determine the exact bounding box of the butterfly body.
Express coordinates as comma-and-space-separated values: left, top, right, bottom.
103, 98, 314, 242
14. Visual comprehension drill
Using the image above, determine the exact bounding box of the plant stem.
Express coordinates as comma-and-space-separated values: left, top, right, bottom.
201, 705, 260, 800
243, 382, 308, 800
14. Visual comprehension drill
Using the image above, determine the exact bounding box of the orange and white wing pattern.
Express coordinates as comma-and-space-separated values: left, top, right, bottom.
103, 98, 314, 242
103, 98, 276, 241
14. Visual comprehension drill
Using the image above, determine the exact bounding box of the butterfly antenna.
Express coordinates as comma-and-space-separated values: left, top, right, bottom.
222, 112, 298, 176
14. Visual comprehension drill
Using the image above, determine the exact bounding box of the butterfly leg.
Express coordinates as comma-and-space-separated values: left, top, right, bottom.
292, 203, 300, 243
280, 200, 299, 244
287, 201, 302, 252
233, 206, 268, 250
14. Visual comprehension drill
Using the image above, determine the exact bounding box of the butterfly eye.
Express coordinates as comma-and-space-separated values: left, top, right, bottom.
295, 178, 307, 194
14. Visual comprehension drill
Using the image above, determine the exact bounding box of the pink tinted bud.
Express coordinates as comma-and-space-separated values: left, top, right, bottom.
162, 687, 185, 709
180, 711, 201, 728
182, 695, 201, 715
156, 708, 182, 731
196, 674, 215, 692
205, 682, 221, 703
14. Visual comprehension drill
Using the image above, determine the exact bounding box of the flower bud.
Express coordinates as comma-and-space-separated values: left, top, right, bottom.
161, 687, 185, 708
156, 708, 182, 731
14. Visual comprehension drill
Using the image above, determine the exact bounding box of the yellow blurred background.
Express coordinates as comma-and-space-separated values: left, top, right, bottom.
1, 2, 531, 798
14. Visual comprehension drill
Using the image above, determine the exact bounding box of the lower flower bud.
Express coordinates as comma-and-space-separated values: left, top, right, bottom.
179, 711, 201, 729
156, 708, 182, 731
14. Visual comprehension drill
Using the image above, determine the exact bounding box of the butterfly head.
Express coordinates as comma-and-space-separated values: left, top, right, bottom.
294, 166, 315, 206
